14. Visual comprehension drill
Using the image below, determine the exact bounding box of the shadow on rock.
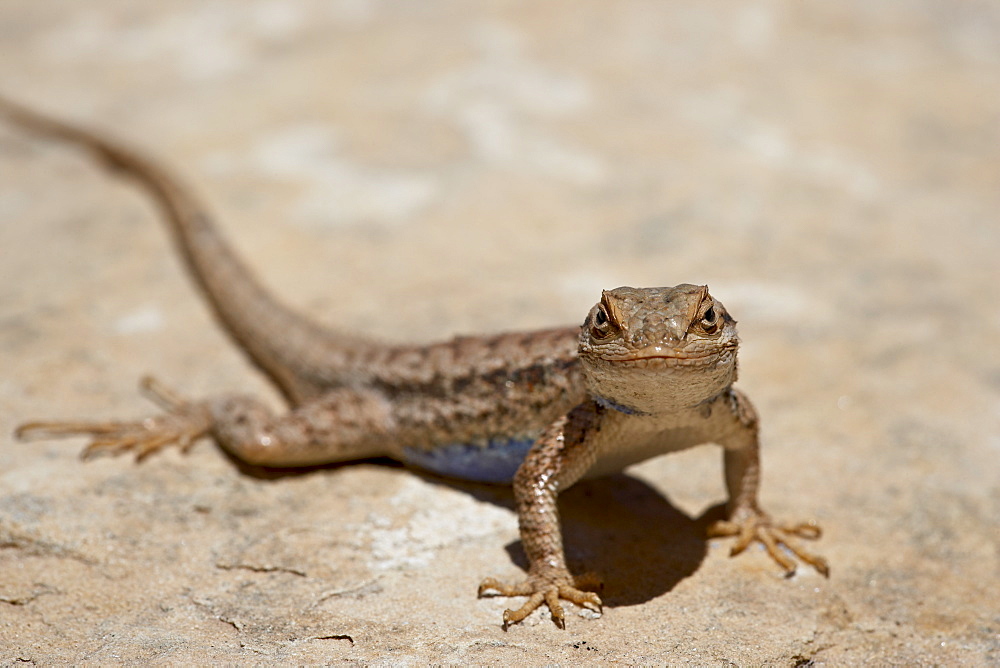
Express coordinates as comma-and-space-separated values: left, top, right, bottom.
225, 455, 405, 481
227, 457, 719, 608
502, 474, 713, 608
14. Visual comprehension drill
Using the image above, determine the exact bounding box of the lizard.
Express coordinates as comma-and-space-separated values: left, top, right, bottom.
1, 96, 827, 630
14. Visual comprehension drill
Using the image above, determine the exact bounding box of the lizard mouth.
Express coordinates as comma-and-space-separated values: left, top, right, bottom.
600, 343, 736, 366
613, 355, 715, 368
605, 345, 733, 362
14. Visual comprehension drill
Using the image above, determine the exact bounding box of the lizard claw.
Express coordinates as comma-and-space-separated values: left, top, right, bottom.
479, 569, 603, 629
708, 511, 829, 577
16, 377, 212, 462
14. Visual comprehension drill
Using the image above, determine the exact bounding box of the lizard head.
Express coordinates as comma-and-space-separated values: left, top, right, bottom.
578, 284, 739, 414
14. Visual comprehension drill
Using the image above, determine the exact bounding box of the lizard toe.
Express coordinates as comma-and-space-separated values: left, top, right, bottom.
17, 400, 213, 462
480, 568, 604, 630
710, 511, 828, 577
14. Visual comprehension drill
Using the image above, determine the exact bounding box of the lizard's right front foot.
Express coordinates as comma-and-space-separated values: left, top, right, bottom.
478, 568, 603, 630
16, 376, 212, 461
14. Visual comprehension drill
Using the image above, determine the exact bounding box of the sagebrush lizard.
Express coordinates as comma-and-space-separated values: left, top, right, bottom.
2, 97, 827, 629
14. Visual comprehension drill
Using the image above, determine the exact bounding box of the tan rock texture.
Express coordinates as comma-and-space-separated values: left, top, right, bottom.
1, 1, 997, 664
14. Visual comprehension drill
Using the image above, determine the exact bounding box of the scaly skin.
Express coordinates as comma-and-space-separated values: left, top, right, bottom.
3, 96, 827, 629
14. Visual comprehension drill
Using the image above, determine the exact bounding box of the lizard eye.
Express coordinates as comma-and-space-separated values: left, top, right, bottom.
591, 305, 614, 339
700, 305, 719, 334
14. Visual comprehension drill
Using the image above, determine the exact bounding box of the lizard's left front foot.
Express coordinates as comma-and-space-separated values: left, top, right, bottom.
708, 510, 829, 577
478, 568, 603, 630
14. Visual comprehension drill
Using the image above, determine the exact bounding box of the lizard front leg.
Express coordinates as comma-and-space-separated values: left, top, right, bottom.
708, 389, 829, 576
17, 377, 392, 467
478, 401, 604, 629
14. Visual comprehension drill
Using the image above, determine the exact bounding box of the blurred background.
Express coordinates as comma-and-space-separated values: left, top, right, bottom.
0, 1, 997, 663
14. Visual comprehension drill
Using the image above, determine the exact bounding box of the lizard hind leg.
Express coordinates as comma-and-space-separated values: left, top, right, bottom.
207, 386, 393, 467
17, 379, 393, 467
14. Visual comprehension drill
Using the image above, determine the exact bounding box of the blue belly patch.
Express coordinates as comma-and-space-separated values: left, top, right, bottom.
402, 437, 536, 484
594, 394, 647, 416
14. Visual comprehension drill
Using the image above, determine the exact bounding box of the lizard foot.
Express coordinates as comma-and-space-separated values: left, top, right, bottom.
708, 510, 828, 577
478, 569, 603, 630
16, 376, 213, 461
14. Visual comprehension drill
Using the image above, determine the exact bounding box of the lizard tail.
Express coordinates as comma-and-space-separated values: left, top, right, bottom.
0, 95, 370, 403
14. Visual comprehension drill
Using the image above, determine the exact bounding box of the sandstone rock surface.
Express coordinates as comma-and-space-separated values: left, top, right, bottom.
1, 1, 997, 664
